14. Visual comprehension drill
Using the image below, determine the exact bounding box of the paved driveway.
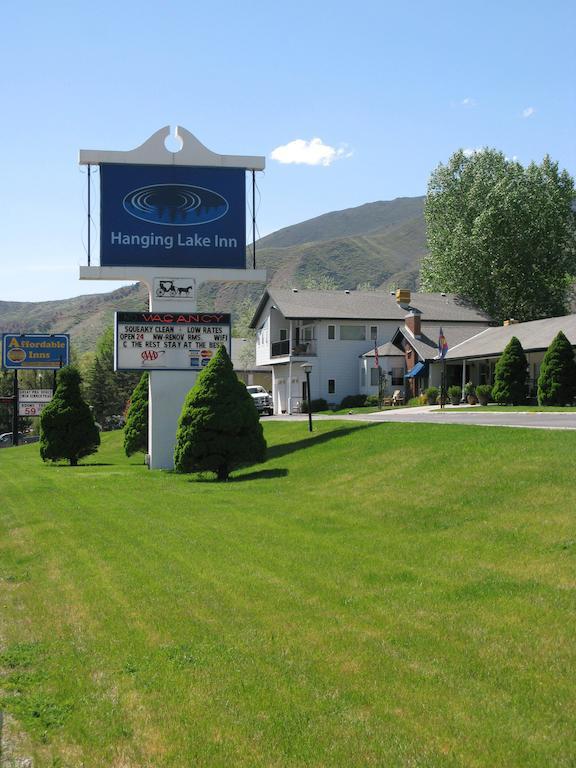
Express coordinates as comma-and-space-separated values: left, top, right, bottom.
269, 407, 576, 430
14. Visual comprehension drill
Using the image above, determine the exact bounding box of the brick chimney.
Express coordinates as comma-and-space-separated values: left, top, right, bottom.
405, 309, 421, 338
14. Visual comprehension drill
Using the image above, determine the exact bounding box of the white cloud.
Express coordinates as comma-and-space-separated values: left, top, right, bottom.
270, 138, 352, 166
461, 97, 477, 107
522, 106, 535, 118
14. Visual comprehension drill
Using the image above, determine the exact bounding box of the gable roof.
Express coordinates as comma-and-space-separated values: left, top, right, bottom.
391, 324, 485, 362
444, 314, 576, 360
250, 288, 492, 328
361, 341, 405, 358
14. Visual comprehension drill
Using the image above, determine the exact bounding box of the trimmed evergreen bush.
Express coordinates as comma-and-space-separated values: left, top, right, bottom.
40, 366, 100, 466
537, 331, 576, 405
124, 373, 149, 456
174, 346, 266, 481
425, 386, 439, 405
340, 394, 367, 409
448, 385, 462, 405
492, 337, 528, 405
365, 395, 380, 407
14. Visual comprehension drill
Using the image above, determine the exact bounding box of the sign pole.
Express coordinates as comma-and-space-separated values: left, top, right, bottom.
12, 370, 19, 446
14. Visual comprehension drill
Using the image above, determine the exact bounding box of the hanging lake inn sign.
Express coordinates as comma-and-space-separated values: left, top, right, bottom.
79, 126, 266, 470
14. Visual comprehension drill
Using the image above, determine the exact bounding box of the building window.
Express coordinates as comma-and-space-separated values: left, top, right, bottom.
279, 328, 288, 341
392, 367, 404, 385
328, 325, 335, 340
361, 367, 366, 386
370, 326, 378, 341
340, 325, 366, 341
328, 379, 336, 394
370, 368, 380, 386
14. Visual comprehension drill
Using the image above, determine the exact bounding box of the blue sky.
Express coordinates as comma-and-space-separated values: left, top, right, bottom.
1, 0, 574, 302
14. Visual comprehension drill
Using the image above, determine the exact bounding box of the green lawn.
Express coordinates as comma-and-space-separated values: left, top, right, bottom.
1, 422, 575, 767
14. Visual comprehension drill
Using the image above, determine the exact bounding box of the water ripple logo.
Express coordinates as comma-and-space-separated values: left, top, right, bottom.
123, 184, 229, 226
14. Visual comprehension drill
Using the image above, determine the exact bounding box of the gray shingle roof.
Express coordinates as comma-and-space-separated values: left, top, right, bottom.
392, 325, 485, 361
251, 289, 492, 327
445, 314, 576, 360
361, 341, 405, 358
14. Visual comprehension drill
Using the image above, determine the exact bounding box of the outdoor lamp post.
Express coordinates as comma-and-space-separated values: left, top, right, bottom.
301, 363, 313, 432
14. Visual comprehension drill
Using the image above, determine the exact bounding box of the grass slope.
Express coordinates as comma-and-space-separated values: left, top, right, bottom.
1, 422, 575, 767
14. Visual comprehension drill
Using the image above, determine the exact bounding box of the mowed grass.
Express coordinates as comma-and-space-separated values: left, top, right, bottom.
455, 405, 576, 412
1, 422, 575, 767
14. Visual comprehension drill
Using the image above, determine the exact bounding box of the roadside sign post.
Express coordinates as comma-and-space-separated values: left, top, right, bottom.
12, 371, 18, 446
79, 126, 267, 469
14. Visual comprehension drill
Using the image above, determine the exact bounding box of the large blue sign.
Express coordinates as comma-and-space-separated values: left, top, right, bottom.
2, 334, 70, 370
100, 164, 246, 268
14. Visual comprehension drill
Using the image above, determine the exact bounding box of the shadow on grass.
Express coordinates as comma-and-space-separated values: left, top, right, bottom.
55, 462, 115, 467
268, 423, 378, 461
231, 468, 289, 482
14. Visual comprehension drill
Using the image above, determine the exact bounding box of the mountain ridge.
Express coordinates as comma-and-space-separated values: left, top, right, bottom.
0, 196, 428, 351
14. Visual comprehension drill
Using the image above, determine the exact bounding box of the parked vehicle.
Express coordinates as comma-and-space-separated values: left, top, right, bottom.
0, 432, 39, 447
246, 385, 273, 416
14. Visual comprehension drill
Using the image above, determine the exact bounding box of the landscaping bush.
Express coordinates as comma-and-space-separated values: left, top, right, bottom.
537, 331, 576, 405
425, 386, 439, 405
40, 365, 100, 466
365, 395, 380, 407
174, 346, 266, 481
418, 393, 428, 405
340, 394, 367, 409
492, 336, 528, 405
301, 398, 329, 413
448, 385, 462, 405
123, 372, 149, 457
476, 384, 492, 406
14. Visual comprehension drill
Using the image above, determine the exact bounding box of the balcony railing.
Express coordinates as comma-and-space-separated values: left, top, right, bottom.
270, 340, 317, 357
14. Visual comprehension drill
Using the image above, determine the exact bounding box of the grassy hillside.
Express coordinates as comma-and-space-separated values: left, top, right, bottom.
0, 197, 428, 352
1, 422, 575, 767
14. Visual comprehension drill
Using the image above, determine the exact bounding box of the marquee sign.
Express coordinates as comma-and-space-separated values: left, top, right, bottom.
115, 311, 231, 371
100, 164, 246, 268
2, 334, 69, 370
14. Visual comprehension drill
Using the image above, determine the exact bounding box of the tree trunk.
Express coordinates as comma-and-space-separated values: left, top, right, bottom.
70, 457, 78, 466
217, 464, 229, 481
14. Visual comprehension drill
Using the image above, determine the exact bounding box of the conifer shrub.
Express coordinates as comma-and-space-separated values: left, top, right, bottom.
124, 373, 149, 456
174, 346, 266, 481
492, 337, 528, 405
39, 366, 100, 466
537, 331, 576, 405
425, 386, 439, 405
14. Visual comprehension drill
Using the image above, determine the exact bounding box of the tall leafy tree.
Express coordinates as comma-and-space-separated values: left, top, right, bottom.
124, 373, 149, 456
537, 331, 576, 405
421, 149, 576, 323
492, 337, 528, 405
40, 366, 100, 465
174, 346, 266, 481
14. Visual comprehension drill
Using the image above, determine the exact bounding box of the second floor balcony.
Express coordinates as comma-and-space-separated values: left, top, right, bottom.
270, 340, 317, 357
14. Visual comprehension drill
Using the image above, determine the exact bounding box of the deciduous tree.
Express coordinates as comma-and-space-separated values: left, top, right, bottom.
421, 149, 576, 322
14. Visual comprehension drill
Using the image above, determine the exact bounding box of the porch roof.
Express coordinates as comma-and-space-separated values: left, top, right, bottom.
444, 313, 576, 361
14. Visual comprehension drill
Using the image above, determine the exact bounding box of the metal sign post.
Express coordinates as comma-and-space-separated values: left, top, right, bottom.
79, 127, 266, 469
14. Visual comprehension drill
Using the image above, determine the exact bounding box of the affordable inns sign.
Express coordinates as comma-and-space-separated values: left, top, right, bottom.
100, 164, 245, 268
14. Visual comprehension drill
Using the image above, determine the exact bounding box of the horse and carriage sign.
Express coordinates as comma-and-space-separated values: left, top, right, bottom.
154, 277, 196, 300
